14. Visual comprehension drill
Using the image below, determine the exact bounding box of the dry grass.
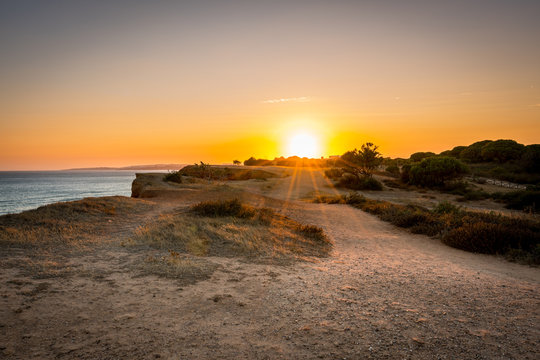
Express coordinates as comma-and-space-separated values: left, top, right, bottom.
0, 196, 154, 247
132, 199, 332, 262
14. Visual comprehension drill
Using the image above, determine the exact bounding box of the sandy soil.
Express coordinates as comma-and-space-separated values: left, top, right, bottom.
1, 168, 538, 359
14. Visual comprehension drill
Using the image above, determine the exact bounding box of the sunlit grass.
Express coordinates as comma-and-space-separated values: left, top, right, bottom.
132, 199, 332, 261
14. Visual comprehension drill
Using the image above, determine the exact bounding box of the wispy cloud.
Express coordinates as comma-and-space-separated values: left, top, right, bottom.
262, 96, 310, 104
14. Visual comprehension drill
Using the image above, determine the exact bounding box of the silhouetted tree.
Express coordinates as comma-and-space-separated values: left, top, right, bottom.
339, 143, 383, 178
233, 160, 241, 165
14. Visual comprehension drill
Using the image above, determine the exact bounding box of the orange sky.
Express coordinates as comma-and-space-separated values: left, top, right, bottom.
1, 1, 539, 170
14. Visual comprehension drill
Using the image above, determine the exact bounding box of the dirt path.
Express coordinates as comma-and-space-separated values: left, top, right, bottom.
1, 168, 538, 359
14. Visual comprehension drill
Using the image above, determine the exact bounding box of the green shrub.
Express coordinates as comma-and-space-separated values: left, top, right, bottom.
447, 146, 467, 158
433, 201, 461, 214
481, 139, 525, 163
337, 175, 383, 191
410, 152, 436, 162
408, 157, 469, 187
460, 140, 493, 163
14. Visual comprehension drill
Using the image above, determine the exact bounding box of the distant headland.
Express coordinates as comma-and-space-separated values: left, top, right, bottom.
63, 164, 187, 171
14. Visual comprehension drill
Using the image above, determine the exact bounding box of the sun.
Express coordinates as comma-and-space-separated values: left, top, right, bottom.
286, 132, 321, 158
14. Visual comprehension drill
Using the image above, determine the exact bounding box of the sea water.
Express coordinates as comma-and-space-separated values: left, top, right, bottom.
0, 171, 158, 215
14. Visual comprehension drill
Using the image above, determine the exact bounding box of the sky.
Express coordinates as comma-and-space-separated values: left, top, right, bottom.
1, 0, 539, 170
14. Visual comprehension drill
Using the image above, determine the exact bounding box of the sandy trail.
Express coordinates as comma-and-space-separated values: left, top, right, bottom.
1, 168, 538, 359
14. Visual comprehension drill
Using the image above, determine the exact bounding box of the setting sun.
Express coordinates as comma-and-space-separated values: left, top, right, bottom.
286, 132, 321, 158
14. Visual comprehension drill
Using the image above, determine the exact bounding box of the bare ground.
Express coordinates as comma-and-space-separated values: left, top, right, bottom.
0, 168, 538, 359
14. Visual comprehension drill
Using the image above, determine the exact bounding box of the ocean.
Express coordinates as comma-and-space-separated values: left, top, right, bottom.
0, 171, 160, 215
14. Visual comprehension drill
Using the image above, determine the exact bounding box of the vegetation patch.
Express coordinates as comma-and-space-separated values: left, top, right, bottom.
314, 195, 540, 264
403, 157, 469, 187
335, 174, 383, 190
0, 197, 153, 247
491, 189, 540, 213
323, 143, 384, 191
165, 162, 277, 183
132, 199, 332, 262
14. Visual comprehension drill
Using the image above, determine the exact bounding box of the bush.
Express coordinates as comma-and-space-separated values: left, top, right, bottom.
442, 217, 539, 255
447, 146, 467, 158
337, 174, 383, 191
312, 193, 368, 205
385, 165, 400, 177
324, 168, 343, 180
190, 199, 256, 218
494, 190, 540, 213
400, 163, 412, 183
408, 157, 469, 187
521, 144, 540, 172
410, 152, 436, 162
481, 139, 525, 163
443, 222, 511, 254
460, 140, 493, 163
295, 224, 327, 242
164, 171, 182, 183
433, 201, 461, 214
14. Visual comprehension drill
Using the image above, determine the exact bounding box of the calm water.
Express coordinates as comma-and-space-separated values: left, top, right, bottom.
0, 171, 158, 215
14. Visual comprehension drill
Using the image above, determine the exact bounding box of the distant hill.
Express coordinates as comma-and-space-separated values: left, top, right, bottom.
64, 164, 187, 171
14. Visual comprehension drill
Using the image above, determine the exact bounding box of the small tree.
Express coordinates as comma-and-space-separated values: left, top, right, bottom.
233, 160, 241, 165
339, 143, 383, 178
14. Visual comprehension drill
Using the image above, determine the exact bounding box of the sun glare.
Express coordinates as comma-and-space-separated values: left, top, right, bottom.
286, 132, 320, 158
